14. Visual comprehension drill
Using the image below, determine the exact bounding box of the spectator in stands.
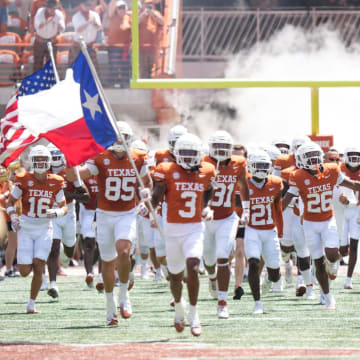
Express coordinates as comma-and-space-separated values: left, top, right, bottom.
0, 0, 10, 33
139, 0, 164, 78
30, 0, 63, 33
33, 0, 65, 72
107, 0, 131, 87
69, 0, 101, 67
14, 0, 32, 25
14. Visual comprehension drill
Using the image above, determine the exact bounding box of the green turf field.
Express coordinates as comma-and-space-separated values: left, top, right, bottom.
0, 271, 359, 348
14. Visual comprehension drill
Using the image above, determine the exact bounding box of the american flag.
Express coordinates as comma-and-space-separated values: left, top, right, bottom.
0, 61, 57, 167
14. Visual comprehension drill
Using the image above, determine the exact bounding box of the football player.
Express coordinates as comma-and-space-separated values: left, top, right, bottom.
244, 150, 283, 314
202, 131, 249, 319
282, 142, 360, 310
46, 144, 89, 299
273, 137, 310, 285
6, 145, 68, 313
144, 133, 216, 336
338, 147, 360, 290
67, 121, 151, 326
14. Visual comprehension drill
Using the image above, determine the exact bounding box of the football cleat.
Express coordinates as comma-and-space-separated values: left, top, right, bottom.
26, 308, 40, 314
154, 268, 163, 281
140, 264, 149, 280
325, 294, 337, 310
272, 277, 283, 293
190, 323, 202, 337
120, 294, 132, 319
305, 284, 315, 300
47, 285, 59, 299
296, 284, 306, 297
208, 278, 218, 299
325, 259, 339, 280
85, 273, 94, 288
344, 277, 353, 290
174, 318, 186, 332
217, 300, 229, 319
96, 281, 104, 293
5, 269, 20, 277
233, 286, 244, 300
106, 313, 119, 326
253, 301, 264, 315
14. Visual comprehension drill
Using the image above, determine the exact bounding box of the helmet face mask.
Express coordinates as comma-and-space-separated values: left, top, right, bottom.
344, 149, 360, 167
29, 145, 51, 174
174, 134, 202, 170
297, 143, 323, 171
248, 151, 272, 179
209, 130, 233, 161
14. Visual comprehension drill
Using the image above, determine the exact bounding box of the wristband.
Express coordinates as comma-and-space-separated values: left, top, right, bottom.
6, 206, 15, 215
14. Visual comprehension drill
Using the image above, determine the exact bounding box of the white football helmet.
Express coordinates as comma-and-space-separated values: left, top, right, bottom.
29, 145, 51, 174
297, 142, 323, 171
174, 133, 202, 170
292, 136, 310, 153
131, 139, 148, 153
168, 125, 188, 155
247, 150, 272, 179
110, 121, 133, 152
47, 143, 65, 167
208, 130, 233, 161
344, 147, 360, 167
261, 145, 281, 163
272, 138, 291, 155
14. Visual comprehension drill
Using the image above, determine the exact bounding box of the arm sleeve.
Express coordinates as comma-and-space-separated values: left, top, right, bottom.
336, 172, 346, 185
153, 164, 166, 182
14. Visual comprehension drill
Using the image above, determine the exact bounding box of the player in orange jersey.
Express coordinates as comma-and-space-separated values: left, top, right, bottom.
202, 131, 249, 319
68, 122, 152, 326
143, 133, 216, 337
244, 150, 283, 314
6, 145, 68, 314
46, 143, 89, 299
282, 142, 360, 310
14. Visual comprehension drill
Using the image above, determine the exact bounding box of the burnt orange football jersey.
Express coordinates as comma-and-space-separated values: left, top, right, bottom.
247, 175, 283, 230
274, 154, 296, 172
289, 163, 340, 222
203, 155, 246, 220
340, 162, 360, 204
83, 176, 98, 210
153, 161, 216, 223
93, 149, 148, 212
14, 172, 64, 218
154, 149, 175, 165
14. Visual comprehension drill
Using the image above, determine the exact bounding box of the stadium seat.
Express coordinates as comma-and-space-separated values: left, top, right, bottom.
0, 50, 20, 86
0, 32, 23, 54
7, 15, 26, 38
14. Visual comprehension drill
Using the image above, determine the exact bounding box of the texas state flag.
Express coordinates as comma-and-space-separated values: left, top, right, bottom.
15, 53, 118, 167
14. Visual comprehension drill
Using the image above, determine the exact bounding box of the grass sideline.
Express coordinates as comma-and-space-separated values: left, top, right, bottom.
0, 269, 360, 348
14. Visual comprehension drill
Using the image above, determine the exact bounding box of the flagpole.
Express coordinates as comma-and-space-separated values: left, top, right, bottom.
78, 39, 163, 235
47, 41, 83, 187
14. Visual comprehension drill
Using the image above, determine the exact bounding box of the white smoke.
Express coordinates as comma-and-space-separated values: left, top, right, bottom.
173, 25, 360, 153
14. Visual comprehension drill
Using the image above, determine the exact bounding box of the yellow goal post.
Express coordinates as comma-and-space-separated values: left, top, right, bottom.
130, 0, 360, 136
